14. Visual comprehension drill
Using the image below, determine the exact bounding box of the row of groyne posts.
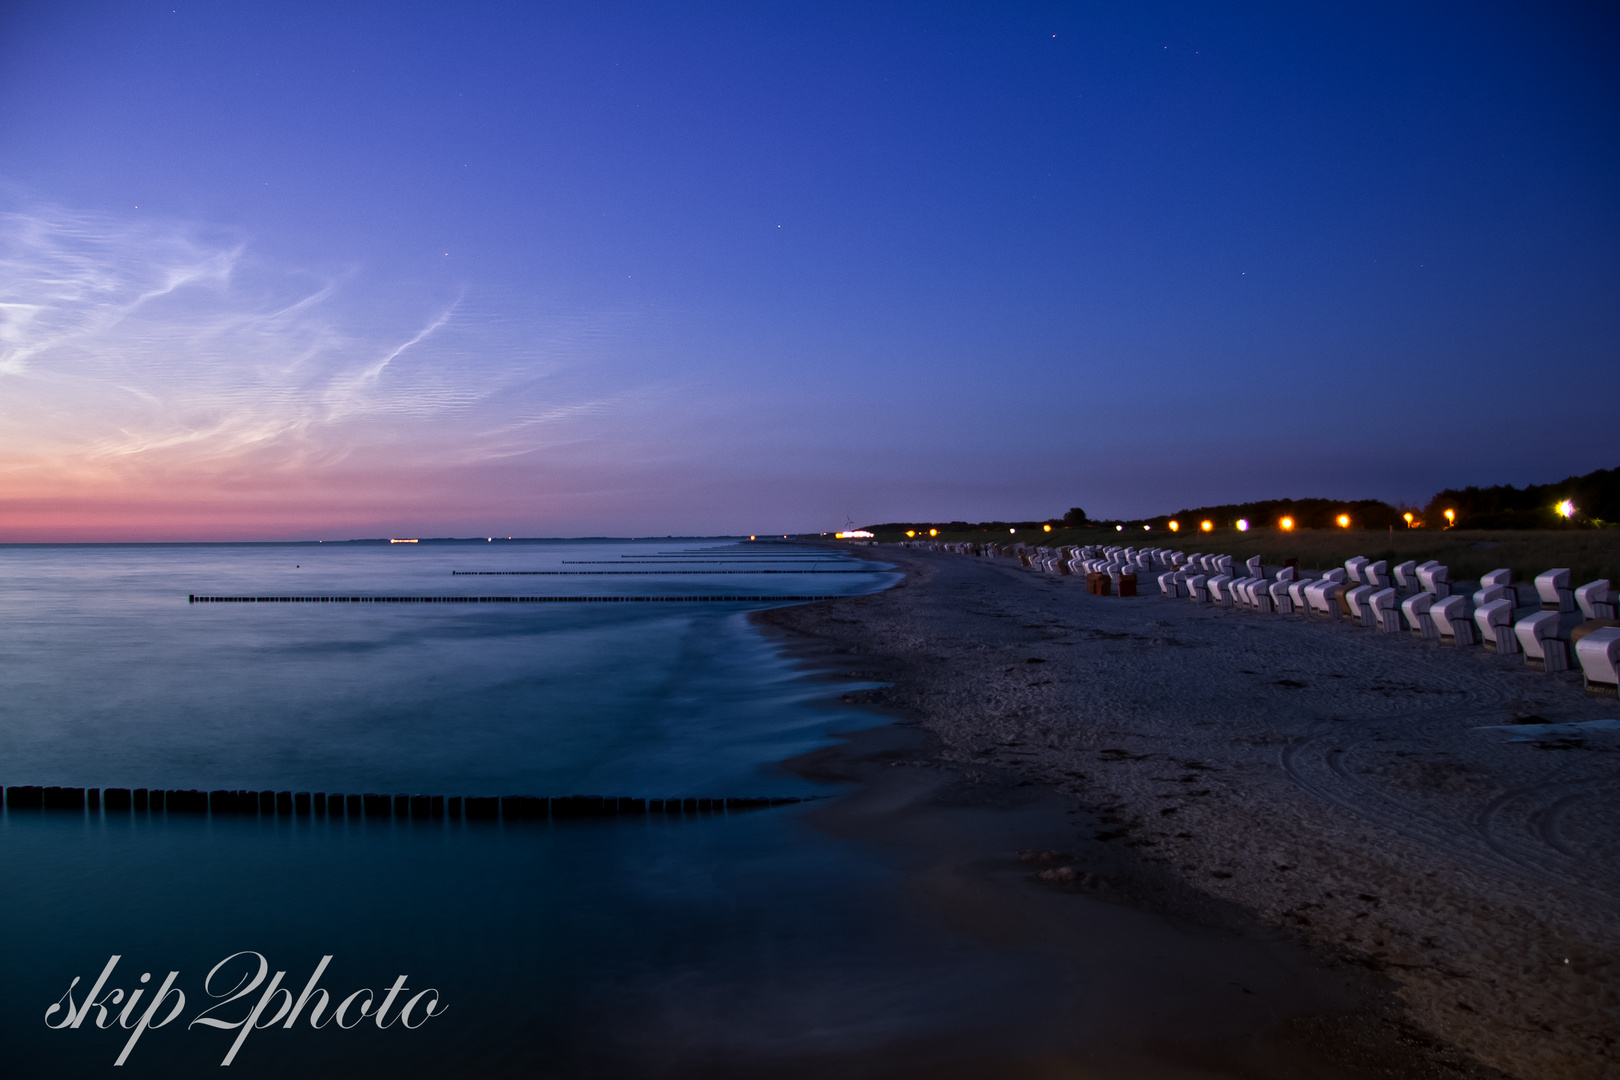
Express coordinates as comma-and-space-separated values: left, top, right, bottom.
1, 785, 807, 820
895, 540, 1620, 696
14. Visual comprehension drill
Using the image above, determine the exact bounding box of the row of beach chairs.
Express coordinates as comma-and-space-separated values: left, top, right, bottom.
896, 540, 1620, 696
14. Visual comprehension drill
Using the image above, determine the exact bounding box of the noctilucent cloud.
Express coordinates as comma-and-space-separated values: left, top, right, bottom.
1, 2, 1615, 540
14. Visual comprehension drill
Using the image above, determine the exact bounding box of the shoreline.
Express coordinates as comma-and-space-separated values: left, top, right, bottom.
755, 546, 1619, 1079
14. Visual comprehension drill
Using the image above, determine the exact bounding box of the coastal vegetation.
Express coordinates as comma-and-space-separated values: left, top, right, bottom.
861, 466, 1620, 580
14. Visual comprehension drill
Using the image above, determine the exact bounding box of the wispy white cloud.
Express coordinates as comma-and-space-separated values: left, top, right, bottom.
0, 203, 653, 488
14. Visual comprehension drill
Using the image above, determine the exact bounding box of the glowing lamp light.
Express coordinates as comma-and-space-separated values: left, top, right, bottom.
1043, 524, 1052, 532
1009, 528, 1016, 534
929, 528, 938, 537
1199, 520, 1214, 533
1443, 509, 1455, 525
1403, 512, 1414, 526
1335, 514, 1351, 528
1279, 516, 1295, 531
1236, 519, 1250, 532
1143, 524, 1151, 531
1557, 500, 1576, 519
1168, 520, 1180, 532
906, 530, 915, 538
1115, 524, 1123, 532
750, 535, 756, 540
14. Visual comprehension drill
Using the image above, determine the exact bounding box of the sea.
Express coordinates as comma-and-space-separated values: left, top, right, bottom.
0, 539, 1064, 1077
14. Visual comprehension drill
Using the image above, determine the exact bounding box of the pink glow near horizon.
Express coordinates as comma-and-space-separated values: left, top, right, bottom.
0, 207, 703, 541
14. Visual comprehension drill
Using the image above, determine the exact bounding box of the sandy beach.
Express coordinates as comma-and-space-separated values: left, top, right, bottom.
759, 546, 1619, 1079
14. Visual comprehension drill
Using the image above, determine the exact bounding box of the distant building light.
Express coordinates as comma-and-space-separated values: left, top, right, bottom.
389, 538, 419, 544
836, 530, 875, 539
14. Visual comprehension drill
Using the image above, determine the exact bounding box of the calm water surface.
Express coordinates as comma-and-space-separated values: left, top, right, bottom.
0, 541, 1066, 1077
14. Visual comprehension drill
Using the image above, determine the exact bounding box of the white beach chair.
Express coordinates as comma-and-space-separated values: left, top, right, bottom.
1252, 581, 1275, 613
1304, 579, 1340, 617
1270, 579, 1295, 614
1417, 563, 1450, 598
1514, 612, 1569, 672
1402, 592, 1439, 639
1158, 570, 1180, 598
1474, 599, 1519, 653
1534, 569, 1573, 612
1392, 561, 1421, 594
1575, 627, 1620, 696
1431, 595, 1476, 646
1363, 561, 1389, 589
1370, 588, 1401, 632
1344, 585, 1377, 627
1474, 568, 1514, 608
1344, 556, 1370, 585
1287, 577, 1314, 614
1576, 579, 1617, 620
1245, 556, 1263, 580
1207, 574, 1233, 606
1187, 574, 1209, 603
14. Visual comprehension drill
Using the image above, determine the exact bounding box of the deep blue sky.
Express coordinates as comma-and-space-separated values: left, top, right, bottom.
1, 2, 1615, 538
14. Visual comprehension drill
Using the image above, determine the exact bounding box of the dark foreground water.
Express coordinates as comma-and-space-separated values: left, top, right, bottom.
1, 540, 1070, 1077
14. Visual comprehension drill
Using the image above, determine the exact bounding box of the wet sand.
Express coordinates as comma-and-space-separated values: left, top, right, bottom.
756, 546, 1620, 1079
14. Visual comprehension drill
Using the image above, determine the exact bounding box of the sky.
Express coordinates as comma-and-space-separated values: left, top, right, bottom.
1, 1, 1616, 540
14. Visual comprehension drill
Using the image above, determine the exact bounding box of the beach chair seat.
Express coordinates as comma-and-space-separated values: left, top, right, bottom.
1574, 627, 1620, 695
1344, 556, 1369, 585
1287, 577, 1313, 613
1362, 561, 1389, 589
1269, 579, 1294, 614
1370, 588, 1401, 632
1252, 581, 1274, 613
1244, 556, 1263, 580
1344, 585, 1377, 627
1417, 563, 1450, 598
1392, 561, 1420, 594
1227, 576, 1253, 606
1431, 595, 1475, 645
1472, 584, 1513, 610
1575, 579, 1616, 620
1304, 580, 1340, 617
1514, 611, 1569, 672
1534, 569, 1573, 612
1186, 574, 1208, 603
1474, 598, 1519, 653
1206, 574, 1233, 606
1402, 592, 1439, 639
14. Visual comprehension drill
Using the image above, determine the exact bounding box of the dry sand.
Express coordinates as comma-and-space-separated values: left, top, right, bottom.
759, 546, 1620, 1080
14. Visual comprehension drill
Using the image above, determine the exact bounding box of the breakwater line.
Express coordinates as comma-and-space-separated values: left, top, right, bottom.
3, 785, 809, 821
187, 594, 838, 603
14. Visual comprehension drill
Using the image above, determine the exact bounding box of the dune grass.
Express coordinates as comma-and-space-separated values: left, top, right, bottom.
877, 527, 1620, 586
